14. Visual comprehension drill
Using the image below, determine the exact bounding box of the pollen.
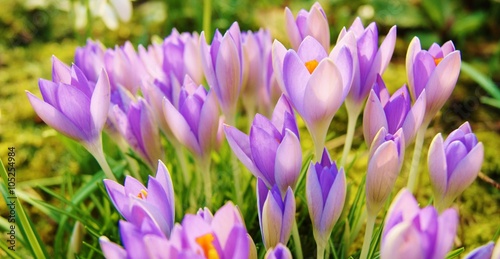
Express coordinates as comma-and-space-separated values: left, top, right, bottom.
195, 233, 220, 259
305, 59, 319, 74
137, 189, 148, 199
434, 57, 443, 66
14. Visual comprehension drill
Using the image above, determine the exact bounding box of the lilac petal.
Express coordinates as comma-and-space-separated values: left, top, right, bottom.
129, 201, 169, 237
250, 126, 280, 186
179, 94, 203, 133
383, 189, 419, 239
320, 168, 346, 235
91, 69, 111, 133
38, 79, 59, 107
224, 125, 263, 181
103, 179, 129, 219
381, 222, 424, 259
52, 56, 71, 84
119, 221, 148, 258
445, 141, 468, 176
99, 237, 127, 259
445, 143, 483, 204
348, 17, 365, 37
303, 59, 344, 125
363, 90, 388, 146
428, 134, 448, 199
297, 36, 328, 62
306, 162, 324, 229
215, 34, 241, 113
357, 25, 378, 84
143, 235, 174, 259
283, 50, 310, 114
256, 178, 268, 229
433, 208, 458, 259
271, 95, 294, 132
406, 37, 422, 100
284, 7, 301, 51
425, 51, 461, 118
280, 187, 296, 245
139, 101, 162, 167
332, 46, 354, 99
26, 91, 85, 141
198, 90, 219, 154
222, 226, 249, 258
441, 41, 456, 55
199, 32, 217, 89
365, 25, 397, 92
272, 40, 288, 93
154, 161, 175, 223
163, 97, 201, 155
123, 175, 147, 197
252, 114, 282, 141
211, 202, 244, 247
147, 177, 174, 235
70, 65, 93, 97
307, 5, 330, 51
402, 89, 426, 145
57, 84, 93, 137
262, 189, 283, 248
265, 243, 293, 259
464, 242, 495, 259
413, 52, 436, 99
274, 129, 302, 193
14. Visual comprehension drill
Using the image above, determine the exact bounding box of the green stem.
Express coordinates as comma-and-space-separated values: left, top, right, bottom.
84, 138, 116, 181
175, 146, 190, 188
359, 213, 376, 259
340, 111, 358, 168
317, 242, 325, 259
197, 155, 213, 207
292, 219, 304, 259
203, 0, 212, 38
230, 152, 243, 206
407, 122, 429, 193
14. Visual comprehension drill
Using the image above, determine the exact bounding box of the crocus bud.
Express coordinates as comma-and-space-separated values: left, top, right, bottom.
363, 75, 426, 147
366, 127, 405, 215
265, 243, 293, 259
464, 241, 495, 259
339, 17, 397, 117
257, 179, 296, 249
103, 160, 175, 237
225, 95, 301, 194
200, 22, 242, 123
406, 37, 461, 126
381, 188, 458, 259
104, 42, 146, 94
74, 39, 105, 83
306, 149, 346, 248
285, 2, 330, 52
113, 98, 163, 170
428, 122, 484, 210
272, 35, 354, 158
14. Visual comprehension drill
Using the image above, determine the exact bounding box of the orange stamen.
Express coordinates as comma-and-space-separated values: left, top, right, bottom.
195, 233, 220, 259
434, 57, 443, 66
305, 59, 319, 74
137, 189, 148, 199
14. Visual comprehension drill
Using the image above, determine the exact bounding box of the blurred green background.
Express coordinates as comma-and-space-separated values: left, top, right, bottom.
0, 0, 499, 257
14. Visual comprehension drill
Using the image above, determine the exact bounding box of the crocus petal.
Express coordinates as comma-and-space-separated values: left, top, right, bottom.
215, 34, 241, 115
383, 189, 420, 239
57, 85, 93, 138
154, 161, 175, 224
280, 187, 295, 245
432, 208, 458, 259
224, 125, 263, 182
250, 126, 280, 186
282, 50, 310, 114
265, 243, 293, 259
262, 190, 283, 248
381, 222, 424, 259
272, 40, 288, 93
320, 168, 346, 236
211, 202, 244, 247
99, 236, 127, 259
198, 90, 219, 154
363, 90, 388, 146
402, 89, 426, 145
52, 56, 71, 84
307, 5, 330, 51
306, 162, 324, 229
274, 129, 302, 193
464, 242, 495, 259
428, 134, 448, 201
200, 32, 217, 89
365, 25, 397, 92
103, 179, 129, 219
284, 7, 302, 50
91, 69, 111, 133
406, 37, 421, 100
222, 226, 250, 258
163, 98, 201, 154
297, 36, 328, 62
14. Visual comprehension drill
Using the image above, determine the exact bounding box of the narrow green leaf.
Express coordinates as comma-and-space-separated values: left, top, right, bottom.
461, 61, 500, 100
445, 247, 465, 259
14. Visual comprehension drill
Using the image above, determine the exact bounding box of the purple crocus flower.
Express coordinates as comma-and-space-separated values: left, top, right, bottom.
265, 243, 293, 259
257, 179, 296, 249
428, 122, 484, 210
285, 2, 330, 52
381, 188, 458, 259
225, 95, 301, 194
366, 127, 405, 215
272, 35, 354, 158
103, 160, 175, 237
363, 75, 426, 146
339, 17, 397, 117
138, 42, 164, 81
104, 41, 146, 94
200, 22, 242, 123
464, 241, 495, 259
162, 76, 222, 159
406, 38, 461, 126
113, 97, 163, 170
306, 149, 346, 248
74, 39, 105, 83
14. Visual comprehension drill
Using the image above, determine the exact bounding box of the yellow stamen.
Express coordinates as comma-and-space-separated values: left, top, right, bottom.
137, 189, 148, 199
195, 233, 220, 259
434, 57, 443, 66
305, 59, 319, 74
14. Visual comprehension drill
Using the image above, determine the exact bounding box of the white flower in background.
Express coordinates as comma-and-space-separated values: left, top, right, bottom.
74, 0, 133, 30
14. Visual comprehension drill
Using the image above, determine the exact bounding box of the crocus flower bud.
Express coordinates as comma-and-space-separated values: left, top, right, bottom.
225, 95, 301, 194
428, 122, 484, 210
339, 17, 397, 117
464, 241, 495, 259
74, 39, 105, 83
306, 149, 346, 248
105, 41, 145, 94
265, 243, 293, 259
406, 37, 461, 126
200, 22, 242, 123
272, 34, 354, 158
366, 127, 405, 215
285, 2, 330, 52
113, 98, 163, 170
381, 188, 458, 259
363, 75, 426, 147
257, 179, 296, 249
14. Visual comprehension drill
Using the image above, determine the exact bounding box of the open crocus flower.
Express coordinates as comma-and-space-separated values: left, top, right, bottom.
406, 38, 461, 126
257, 179, 296, 250
200, 22, 242, 124
74, 39, 105, 83
428, 122, 484, 211
26, 57, 115, 180
381, 189, 458, 259
285, 2, 330, 52
265, 243, 293, 259
103, 160, 175, 237
225, 95, 301, 194
363, 75, 426, 147
306, 149, 346, 251
113, 98, 163, 171
272, 35, 354, 158
366, 127, 405, 215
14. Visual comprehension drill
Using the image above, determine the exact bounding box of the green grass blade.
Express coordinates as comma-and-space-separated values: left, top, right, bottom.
461, 61, 500, 100
446, 247, 465, 259
0, 240, 23, 259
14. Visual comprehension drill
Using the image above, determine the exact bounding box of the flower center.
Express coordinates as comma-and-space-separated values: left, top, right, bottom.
137, 189, 148, 199
305, 59, 319, 74
195, 233, 220, 259
434, 57, 443, 66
